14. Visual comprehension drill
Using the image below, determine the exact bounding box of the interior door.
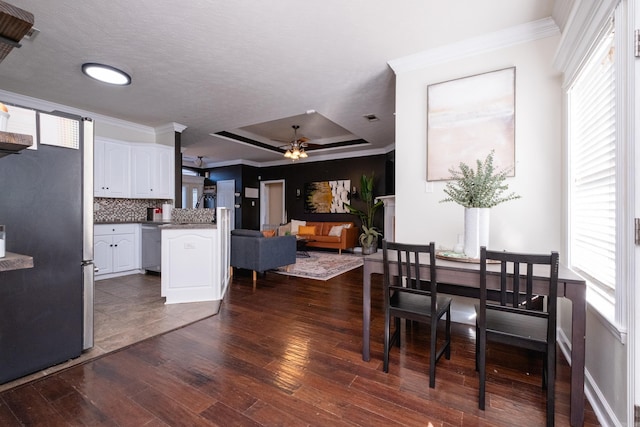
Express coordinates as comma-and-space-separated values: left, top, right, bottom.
260, 180, 285, 228
216, 180, 235, 230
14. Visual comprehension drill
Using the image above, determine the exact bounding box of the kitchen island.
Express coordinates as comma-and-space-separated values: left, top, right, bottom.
160, 207, 231, 308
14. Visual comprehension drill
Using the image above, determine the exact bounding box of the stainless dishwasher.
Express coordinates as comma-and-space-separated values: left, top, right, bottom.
141, 224, 161, 273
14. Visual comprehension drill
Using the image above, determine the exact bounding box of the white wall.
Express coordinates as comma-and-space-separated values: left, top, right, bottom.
394, 35, 562, 254
94, 119, 155, 143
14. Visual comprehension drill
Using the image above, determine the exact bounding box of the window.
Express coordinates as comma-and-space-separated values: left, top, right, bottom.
192, 188, 199, 208
181, 175, 205, 209
565, 5, 631, 335
181, 168, 198, 176
567, 23, 616, 305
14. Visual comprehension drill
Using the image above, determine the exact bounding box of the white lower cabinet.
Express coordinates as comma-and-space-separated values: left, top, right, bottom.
160, 208, 231, 305
94, 224, 140, 278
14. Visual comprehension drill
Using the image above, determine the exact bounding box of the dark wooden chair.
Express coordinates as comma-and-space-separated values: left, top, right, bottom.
475, 246, 559, 427
382, 240, 452, 388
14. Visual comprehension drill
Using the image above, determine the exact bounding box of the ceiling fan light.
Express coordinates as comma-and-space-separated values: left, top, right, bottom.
282, 125, 310, 161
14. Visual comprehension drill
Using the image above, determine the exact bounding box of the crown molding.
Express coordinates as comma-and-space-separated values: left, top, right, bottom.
155, 122, 187, 134
552, 0, 618, 80
0, 89, 157, 136
388, 17, 560, 74
154, 122, 187, 133
201, 144, 394, 169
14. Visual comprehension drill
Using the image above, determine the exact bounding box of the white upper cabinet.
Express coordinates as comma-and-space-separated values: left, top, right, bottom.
95, 138, 174, 200
155, 145, 174, 199
94, 138, 131, 198
131, 145, 154, 198
131, 144, 174, 199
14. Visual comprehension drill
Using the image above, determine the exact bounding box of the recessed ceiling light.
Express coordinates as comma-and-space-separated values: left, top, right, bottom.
363, 113, 379, 122
82, 63, 131, 85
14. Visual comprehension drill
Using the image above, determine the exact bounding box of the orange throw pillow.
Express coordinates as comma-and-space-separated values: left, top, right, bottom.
298, 225, 316, 235
262, 229, 276, 237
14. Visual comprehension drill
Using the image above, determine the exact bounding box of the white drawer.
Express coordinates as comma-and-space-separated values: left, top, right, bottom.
95, 223, 137, 236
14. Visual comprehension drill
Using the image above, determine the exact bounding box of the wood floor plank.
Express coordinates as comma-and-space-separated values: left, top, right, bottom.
1, 385, 70, 425
199, 401, 263, 427
0, 264, 601, 426
130, 385, 215, 426
0, 398, 20, 425
103, 351, 216, 413
57, 365, 161, 426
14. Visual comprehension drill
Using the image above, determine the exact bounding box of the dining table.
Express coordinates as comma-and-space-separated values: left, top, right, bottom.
362, 250, 586, 427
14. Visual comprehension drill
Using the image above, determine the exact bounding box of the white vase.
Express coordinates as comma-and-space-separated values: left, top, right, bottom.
463, 207, 490, 259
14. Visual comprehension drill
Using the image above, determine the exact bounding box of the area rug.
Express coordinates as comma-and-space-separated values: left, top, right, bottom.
276, 251, 363, 281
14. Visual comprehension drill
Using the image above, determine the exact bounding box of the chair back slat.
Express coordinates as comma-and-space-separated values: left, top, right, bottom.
525, 263, 534, 309
511, 261, 520, 307
481, 247, 559, 316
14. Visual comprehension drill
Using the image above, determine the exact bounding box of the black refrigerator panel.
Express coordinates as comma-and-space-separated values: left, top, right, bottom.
0, 134, 84, 383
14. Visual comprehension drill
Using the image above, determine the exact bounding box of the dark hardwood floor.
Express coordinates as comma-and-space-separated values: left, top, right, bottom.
0, 266, 600, 426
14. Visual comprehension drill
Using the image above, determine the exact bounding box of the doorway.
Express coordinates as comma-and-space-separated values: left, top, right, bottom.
260, 180, 285, 229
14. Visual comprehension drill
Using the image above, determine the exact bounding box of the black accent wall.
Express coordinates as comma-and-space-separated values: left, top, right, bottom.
206, 152, 394, 235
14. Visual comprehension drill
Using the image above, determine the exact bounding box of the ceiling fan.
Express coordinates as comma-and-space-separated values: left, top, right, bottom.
279, 125, 309, 160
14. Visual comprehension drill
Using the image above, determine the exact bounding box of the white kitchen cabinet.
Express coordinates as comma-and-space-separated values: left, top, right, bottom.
94, 224, 140, 278
94, 138, 131, 198
131, 144, 174, 199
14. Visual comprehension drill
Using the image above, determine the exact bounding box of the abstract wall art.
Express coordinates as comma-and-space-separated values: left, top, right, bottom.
304, 180, 351, 213
427, 67, 516, 181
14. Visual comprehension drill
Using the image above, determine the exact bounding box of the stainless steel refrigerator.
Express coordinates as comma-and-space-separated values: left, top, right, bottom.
0, 109, 94, 384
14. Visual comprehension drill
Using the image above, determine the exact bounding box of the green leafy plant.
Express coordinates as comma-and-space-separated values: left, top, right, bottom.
440, 150, 520, 208
345, 173, 384, 247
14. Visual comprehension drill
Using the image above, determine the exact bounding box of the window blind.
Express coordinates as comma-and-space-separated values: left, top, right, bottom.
568, 26, 616, 299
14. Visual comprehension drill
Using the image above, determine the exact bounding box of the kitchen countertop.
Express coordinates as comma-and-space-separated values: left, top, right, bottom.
159, 223, 217, 229
95, 220, 215, 226
0, 252, 34, 272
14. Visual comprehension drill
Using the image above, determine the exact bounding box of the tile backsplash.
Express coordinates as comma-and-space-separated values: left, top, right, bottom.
94, 198, 215, 223
171, 208, 216, 224
94, 198, 170, 222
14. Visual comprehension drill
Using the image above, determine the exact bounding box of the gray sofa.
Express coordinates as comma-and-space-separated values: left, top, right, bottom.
230, 229, 296, 287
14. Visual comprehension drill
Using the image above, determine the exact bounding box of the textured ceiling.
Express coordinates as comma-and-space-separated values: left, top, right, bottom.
0, 0, 556, 167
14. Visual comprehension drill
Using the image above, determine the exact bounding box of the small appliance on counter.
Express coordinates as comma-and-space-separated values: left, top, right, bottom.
162, 203, 172, 222
146, 207, 163, 222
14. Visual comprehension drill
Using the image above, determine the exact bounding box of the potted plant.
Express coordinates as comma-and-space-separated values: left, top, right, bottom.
345, 173, 384, 254
440, 150, 520, 258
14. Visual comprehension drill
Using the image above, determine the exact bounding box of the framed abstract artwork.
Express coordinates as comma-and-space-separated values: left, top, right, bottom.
304, 180, 351, 213
427, 67, 516, 181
